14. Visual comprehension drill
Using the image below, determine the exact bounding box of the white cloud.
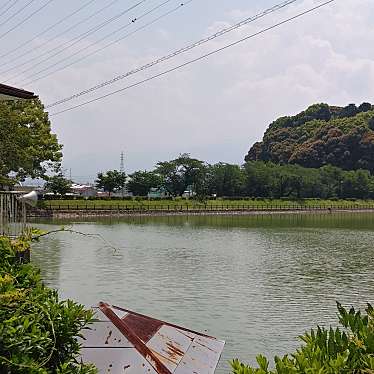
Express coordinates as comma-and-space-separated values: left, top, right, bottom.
17, 0, 374, 178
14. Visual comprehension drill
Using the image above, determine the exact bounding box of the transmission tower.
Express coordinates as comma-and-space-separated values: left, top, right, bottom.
120, 151, 125, 173
120, 151, 126, 197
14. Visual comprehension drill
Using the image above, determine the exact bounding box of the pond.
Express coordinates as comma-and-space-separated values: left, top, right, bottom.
31, 212, 374, 373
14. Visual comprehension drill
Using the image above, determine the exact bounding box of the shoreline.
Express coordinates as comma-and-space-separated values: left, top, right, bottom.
28, 207, 374, 219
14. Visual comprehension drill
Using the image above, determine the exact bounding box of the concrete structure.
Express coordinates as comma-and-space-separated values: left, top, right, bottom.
0, 83, 36, 101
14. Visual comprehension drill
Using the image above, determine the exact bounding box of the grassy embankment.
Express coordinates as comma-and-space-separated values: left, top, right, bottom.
42, 198, 374, 210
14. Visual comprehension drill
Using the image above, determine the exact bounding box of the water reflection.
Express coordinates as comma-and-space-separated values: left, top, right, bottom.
30, 213, 374, 373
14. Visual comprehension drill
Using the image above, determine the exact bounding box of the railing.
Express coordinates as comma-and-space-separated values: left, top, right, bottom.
0, 192, 27, 237
43, 203, 374, 212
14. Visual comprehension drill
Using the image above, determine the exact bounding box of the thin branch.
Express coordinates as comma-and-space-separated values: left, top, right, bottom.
31, 228, 119, 252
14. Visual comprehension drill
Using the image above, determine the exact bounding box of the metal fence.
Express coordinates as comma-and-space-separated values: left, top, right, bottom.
44, 203, 374, 212
0, 192, 27, 237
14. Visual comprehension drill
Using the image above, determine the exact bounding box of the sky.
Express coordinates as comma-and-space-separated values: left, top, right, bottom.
1, 0, 374, 183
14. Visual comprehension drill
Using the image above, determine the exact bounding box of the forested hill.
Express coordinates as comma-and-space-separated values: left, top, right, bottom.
245, 102, 374, 172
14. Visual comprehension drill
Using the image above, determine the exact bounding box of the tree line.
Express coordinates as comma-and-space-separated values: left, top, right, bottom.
46, 153, 374, 200
2, 98, 374, 200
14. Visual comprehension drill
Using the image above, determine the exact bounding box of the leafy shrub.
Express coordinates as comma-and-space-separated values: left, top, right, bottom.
231, 302, 374, 373
0, 236, 97, 373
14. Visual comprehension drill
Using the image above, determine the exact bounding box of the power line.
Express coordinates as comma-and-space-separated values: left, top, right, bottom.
0, 0, 99, 60
45, 0, 296, 108
0, 0, 12, 12
0, 0, 36, 29
21, 0, 187, 86
0, 0, 124, 74
2, 0, 148, 83
0, 0, 20, 17
0, 0, 55, 41
50, 0, 335, 117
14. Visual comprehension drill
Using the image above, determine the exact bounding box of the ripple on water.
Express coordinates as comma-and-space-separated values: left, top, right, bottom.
31, 213, 374, 373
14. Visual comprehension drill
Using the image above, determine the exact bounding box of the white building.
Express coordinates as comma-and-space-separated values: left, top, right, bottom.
71, 184, 97, 198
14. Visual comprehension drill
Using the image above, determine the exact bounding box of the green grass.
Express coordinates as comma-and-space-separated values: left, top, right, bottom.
41, 198, 374, 210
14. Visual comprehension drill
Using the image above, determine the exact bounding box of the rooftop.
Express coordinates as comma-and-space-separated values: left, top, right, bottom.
0, 83, 36, 101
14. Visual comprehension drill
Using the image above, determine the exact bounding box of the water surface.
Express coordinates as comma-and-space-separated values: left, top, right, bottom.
31, 213, 374, 372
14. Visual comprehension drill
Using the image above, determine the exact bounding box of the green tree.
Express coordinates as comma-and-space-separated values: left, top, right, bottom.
245, 102, 374, 173
95, 170, 126, 197
155, 154, 206, 197
243, 161, 275, 197
207, 163, 245, 197
127, 170, 162, 196
44, 174, 72, 197
0, 98, 62, 188
358, 102, 372, 112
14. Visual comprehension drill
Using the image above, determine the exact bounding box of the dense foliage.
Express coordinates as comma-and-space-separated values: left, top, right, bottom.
231, 303, 374, 373
95, 169, 126, 196
245, 102, 374, 172
128, 156, 374, 199
240, 162, 374, 199
155, 153, 206, 196
0, 99, 62, 188
0, 235, 96, 373
44, 174, 72, 196
127, 170, 162, 196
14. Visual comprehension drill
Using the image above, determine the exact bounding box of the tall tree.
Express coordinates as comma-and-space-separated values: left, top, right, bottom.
155, 154, 206, 197
95, 170, 126, 196
0, 98, 62, 188
44, 174, 72, 197
207, 163, 245, 197
127, 170, 162, 196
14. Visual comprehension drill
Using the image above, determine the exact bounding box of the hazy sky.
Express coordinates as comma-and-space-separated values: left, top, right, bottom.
1, 0, 374, 183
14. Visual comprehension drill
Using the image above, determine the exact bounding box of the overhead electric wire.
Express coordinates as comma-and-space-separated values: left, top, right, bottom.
0, 0, 20, 17
0, 0, 100, 60
0, 0, 125, 74
2, 0, 148, 83
0, 0, 12, 12
0, 0, 36, 29
21, 0, 188, 86
0, 0, 55, 41
50, 0, 335, 117
45, 0, 297, 108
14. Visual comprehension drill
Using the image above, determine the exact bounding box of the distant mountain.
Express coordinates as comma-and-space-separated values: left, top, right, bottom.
245, 103, 374, 172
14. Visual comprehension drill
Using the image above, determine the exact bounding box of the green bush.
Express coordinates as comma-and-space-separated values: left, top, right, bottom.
0, 236, 97, 374
231, 302, 374, 373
